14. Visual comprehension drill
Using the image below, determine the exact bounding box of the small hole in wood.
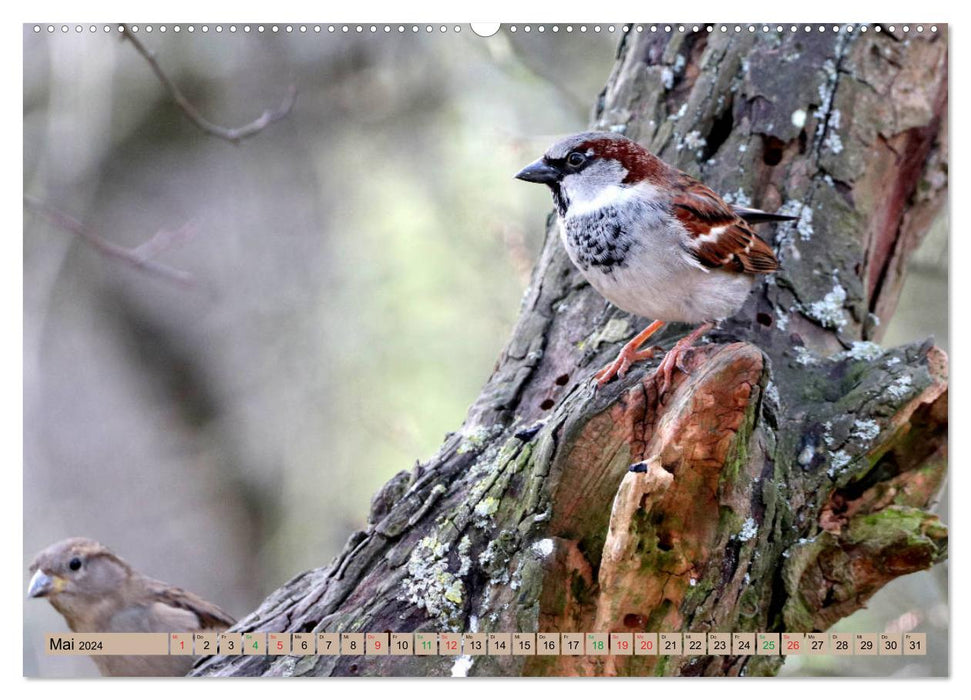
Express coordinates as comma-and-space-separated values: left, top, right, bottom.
757, 312, 772, 327
657, 531, 674, 551
540, 398, 555, 410
623, 613, 648, 628
761, 136, 785, 166
702, 100, 734, 160
554, 373, 570, 386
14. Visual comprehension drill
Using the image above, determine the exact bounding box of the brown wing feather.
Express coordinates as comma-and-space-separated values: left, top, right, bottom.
143, 576, 236, 630
671, 175, 779, 275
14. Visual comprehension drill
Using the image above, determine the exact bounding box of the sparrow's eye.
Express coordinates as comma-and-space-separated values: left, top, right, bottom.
68, 557, 82, 571
566, 152, 587, 168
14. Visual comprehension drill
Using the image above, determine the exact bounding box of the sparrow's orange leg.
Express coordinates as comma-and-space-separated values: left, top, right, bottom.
654, 321, 714, 394
594, 319, 665, 387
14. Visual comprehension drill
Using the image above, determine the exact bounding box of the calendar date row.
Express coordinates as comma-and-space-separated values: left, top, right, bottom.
46, 631, 926, 657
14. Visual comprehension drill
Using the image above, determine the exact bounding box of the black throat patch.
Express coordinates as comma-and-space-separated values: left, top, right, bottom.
562, 205, 637, 274
550, 183, 569, 217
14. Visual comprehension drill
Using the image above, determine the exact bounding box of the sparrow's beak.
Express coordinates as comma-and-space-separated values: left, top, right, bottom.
27, 569, 60, 598
514, 159, 560, 184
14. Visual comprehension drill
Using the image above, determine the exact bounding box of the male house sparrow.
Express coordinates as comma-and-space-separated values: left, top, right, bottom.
516, 131, 791, 390
28, 537, 235, 676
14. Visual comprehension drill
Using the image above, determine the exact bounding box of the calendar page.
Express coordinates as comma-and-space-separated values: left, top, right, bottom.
23, 16, 949, 680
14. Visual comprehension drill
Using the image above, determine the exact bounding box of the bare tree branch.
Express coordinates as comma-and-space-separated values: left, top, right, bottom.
24, 195, 195, 287
120, 25, 297, 144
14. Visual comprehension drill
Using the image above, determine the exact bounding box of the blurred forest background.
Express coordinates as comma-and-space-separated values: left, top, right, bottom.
23, 24, 947, 677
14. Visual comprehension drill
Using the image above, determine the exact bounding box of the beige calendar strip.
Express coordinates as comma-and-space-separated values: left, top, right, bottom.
45, 631, 928, 657
46, 633, 169, 656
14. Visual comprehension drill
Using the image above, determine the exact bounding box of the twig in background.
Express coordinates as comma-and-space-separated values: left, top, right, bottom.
131, 220, 197, 260
24, 195, 195, 288
120, 24, 297, 144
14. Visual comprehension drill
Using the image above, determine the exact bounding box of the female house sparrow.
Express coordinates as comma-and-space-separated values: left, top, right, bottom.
516, 131, 790, 390
28, 537, 235, 676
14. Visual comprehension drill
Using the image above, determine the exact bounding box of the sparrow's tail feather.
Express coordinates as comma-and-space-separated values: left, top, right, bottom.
732, 206, 798, 224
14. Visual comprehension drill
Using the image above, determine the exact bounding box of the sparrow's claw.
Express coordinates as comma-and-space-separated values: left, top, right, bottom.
592, 320, 666, 389
675, 350, 692, 376
594, 345, 661, 388
593, 356, 624, 387
652, 321, 714, 394
656, 347, 684, 394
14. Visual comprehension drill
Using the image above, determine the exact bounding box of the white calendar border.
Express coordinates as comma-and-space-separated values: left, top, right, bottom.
7, 0, 963, 697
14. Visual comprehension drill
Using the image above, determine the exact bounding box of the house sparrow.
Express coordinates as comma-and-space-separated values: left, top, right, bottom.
28, 537, 235, 676
515, 131, 791, 390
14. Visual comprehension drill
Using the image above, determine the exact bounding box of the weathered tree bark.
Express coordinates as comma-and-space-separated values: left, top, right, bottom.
195, 25, 948, 677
